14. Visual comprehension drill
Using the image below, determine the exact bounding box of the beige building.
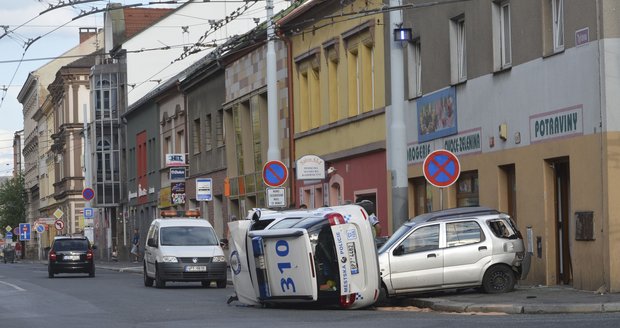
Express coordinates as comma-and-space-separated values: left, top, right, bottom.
402, 0, 620, 292
17, 29, 100, 258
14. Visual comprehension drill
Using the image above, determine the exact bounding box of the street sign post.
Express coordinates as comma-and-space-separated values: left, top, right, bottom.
423, 149, 460, 188
19, 223, 31, 241
196, 178, 213, 201
83, 207, 94, 219
82, 187, 95, 201
423, 149, 461, 210
262, 160, 288, 187
54, 220, 64, 231
266, 187, 287, 208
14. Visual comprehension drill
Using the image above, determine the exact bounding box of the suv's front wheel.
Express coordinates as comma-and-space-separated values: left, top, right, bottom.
482, 265, 515, 294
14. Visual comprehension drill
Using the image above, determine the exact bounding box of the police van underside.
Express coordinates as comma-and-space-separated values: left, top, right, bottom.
228, 206, 380, 309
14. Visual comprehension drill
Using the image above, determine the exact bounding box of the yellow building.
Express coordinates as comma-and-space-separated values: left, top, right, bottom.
279, 0, 389, 227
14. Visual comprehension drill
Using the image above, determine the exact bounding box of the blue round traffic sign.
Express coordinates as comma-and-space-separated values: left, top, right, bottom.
423, 150, 460, 188
262, 160, 288, 187
82, 187, 95, 201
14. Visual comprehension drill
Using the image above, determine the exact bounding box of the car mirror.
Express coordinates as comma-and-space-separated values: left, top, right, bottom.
393, 244, 404, 256
147, 238, 157, 248
92, 245, 97, 250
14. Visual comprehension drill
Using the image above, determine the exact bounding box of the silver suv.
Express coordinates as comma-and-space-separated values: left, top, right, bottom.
378, 207, 530, 296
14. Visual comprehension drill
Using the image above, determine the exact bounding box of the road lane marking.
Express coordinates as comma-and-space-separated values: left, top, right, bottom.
0, 280, 26, 291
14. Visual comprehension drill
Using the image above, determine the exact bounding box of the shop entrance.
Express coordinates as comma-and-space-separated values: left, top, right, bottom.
553, 160, 571, 285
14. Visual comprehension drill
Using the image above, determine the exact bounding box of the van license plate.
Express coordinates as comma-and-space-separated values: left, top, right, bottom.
347, 242, 359, 275
185, 265, 207, 272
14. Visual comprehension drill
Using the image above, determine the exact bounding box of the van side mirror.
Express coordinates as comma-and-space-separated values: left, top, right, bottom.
92, 245, 97, 250
219, 238, 229, 248
147, 238, 157, 248
393, 244, 404, 256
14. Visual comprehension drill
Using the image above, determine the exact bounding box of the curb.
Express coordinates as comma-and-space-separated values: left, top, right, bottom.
409, 298, 620, 314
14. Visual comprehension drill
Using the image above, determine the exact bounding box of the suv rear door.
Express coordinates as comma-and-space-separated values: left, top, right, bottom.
442, 220, 492, 285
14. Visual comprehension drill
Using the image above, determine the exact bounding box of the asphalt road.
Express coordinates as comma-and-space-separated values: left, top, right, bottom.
1, 262, 620, 328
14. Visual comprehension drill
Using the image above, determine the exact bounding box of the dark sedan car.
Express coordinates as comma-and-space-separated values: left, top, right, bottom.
48, 235, 96, 278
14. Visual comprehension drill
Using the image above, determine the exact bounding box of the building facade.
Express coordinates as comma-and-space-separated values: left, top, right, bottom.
402, 0, 620, 291
181, 58, 228, 238
222, 36, 290, 219
279, 0, 388, 231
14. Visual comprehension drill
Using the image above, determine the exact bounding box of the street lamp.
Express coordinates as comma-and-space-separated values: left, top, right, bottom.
393, 27, 412, 42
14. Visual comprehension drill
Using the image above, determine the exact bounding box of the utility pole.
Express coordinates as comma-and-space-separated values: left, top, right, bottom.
389, 0, 409, 230
266, 0, 279, 162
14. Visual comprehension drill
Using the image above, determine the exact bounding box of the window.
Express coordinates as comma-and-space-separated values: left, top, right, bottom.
407, 39, 422, 98
457, 171, 479, 207
493, 1, 511, 69
205, 114, 212, 151
399, 225, 440, 254
347, 48, 360, 116
327, 56, 339, 122
343, 21, 376, 117
295, 49, 321, 132
551, 0, 564, 52
450, 15, 467, 83
487, 219, 517, 239
216, 109, 224, 147
446, 221, 483, 247
193, 118, 201, 154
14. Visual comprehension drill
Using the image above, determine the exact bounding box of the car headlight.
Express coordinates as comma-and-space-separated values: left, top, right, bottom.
162, 256, 178, 263
212, 256, 226, 263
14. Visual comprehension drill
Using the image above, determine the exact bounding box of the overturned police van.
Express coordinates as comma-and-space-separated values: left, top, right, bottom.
227, 205, 380, 309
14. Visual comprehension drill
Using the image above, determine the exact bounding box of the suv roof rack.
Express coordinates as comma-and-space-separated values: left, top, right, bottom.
412, 206, 500, 224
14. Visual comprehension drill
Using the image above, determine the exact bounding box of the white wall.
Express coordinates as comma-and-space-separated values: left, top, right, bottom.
404, 37, 615, 155
124, 0, 290, 105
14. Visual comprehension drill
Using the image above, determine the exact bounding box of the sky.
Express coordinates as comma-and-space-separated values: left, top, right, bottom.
0, 0, 284, 177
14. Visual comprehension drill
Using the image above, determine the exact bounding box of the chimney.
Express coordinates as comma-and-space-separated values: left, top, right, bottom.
79, 27, 97, 43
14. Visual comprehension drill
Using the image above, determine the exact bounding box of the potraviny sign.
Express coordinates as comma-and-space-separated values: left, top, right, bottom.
530, 105, 583, 143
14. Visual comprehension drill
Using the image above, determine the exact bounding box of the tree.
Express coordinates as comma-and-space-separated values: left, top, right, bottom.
0, 174, 27, 237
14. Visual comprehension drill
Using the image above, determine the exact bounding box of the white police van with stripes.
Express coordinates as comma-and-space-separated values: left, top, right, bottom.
227, 205, 380, 309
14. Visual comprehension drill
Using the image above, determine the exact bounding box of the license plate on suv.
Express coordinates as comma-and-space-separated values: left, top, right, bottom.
184, 265, 207, 272
64, 255, 80, 261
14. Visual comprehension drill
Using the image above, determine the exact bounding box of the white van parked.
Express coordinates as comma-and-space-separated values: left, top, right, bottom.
143, 210, 227, 288
228, 205, 380, 309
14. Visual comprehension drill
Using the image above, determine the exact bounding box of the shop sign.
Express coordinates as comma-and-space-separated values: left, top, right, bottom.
170, 167, 186, 180
443, 128, 482, 156
407, 142, 435, 165
171, 182, 186, 205
165, 153, 186, 167
530, 105, 583, 143
296, 155, 325, 180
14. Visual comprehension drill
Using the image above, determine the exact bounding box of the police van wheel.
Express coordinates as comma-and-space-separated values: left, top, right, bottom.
144, 264, 154, 287
155, 263, 166, 288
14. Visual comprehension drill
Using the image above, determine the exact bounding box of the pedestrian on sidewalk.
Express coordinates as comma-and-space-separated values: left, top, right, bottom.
131, 228, 140, 263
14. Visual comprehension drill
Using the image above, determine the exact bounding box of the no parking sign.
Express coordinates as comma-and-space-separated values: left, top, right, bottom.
423, 150, 461, 188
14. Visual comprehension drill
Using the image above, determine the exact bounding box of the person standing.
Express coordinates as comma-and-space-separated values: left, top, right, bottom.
355, 199, 382, 237
131, 228, 140, 262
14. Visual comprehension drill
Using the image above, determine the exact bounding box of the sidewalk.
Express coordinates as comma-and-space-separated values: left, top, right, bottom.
95, 260, 620, 314
389, 285, 620, 314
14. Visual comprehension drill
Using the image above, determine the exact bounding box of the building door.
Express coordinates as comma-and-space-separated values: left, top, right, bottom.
554, 160, 571, 285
